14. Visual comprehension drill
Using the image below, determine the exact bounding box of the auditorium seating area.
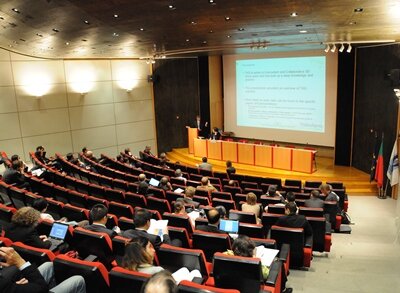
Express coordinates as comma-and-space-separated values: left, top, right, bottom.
0, 149, 350, 292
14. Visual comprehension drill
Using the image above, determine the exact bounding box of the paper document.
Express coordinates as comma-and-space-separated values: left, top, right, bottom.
172, 267, 202, 284
174, 188, 184, 193
255, 245, 279, 266
147, 219, 168, 241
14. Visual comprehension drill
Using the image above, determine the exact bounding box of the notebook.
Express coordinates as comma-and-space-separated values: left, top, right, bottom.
48, 222, 69, 250
219, 219, 239, 234
149, 178, 160, 187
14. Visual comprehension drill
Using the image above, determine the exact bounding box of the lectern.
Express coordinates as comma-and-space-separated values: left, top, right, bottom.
187, 127, 198, 154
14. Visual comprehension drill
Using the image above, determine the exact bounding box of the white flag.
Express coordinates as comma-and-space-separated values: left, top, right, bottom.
387, 140, 399, 186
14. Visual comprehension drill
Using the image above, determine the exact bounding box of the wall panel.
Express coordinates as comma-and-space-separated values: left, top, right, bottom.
0, 113, 21, 140
0, 87, 18, 113
114, 100, 153, 124
116, 120, 155, 145
69, 104, 116, 130
71, 126, 117, 152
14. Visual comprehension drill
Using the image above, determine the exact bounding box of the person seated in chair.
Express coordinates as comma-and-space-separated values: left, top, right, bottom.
10, 154, 28, 172
2, 161, 31, 190
174, 169, 187, 184
84, 204, 120, 238
196, 208, 227, 234
276, 202, 313, 237
265, 185, 284, 201
177, 186, 200, 209
197, 157, 212, 171
241, 192, 262, 224
5, 207, 51, 249
196, 177, 217, 193
141, 145, 154, 161
122, 209, 181, 250
225, 160, 236, 177
158, 177, 173, 192
210, 127, 221, 140
320, 184, 339, 202
304, 190, 324, 208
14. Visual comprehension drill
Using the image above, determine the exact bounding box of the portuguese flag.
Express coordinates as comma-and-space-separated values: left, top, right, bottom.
375, 141, 384, 188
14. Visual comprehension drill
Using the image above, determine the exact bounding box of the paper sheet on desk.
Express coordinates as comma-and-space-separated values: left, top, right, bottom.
255, 245, 279, 266
147, 219, 168, 241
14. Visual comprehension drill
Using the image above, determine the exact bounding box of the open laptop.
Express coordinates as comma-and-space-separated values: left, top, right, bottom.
48, 222, 69, 250
219, 219, 239, 234
149, 178, 160, 187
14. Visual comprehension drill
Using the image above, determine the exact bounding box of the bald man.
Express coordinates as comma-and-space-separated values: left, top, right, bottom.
196, 208, 227, 234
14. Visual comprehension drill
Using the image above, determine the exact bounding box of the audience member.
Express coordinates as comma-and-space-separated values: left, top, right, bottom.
84, 204, 119, 238
215, 205, 227, 220
5, 207, 51, 249
305, 190, 324, 208
196, 208, 227, 234
320, 184, 339, 202
2, 160, 31, 190
0, 247, 86, 293
177, 186, 200, 209
34, 146, 50, 165
122, 237, 164, 275
241, 192, 262, 223
158, 177, 172, 191
123, 209, 181, 249
32, 198, 55, 222
227, 180, 238, 187
140, 270, 178, 293
275, 202, 313, 237
116, 155, 128, 164
173, 201, 186, 215
198, 157, 212, 171
10, 154, 28, 172
197, 177, 217, 193
174, 169, 187, 184
266, 185, 284, 201
124, 148, 133, 157
141, 146, 154, 160
85, 150, 99, 163
226, 160, 236, 177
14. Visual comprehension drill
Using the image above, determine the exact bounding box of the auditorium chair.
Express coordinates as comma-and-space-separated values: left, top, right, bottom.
52, 185, 70, 204
178, 280, 240, 293
326, 181, 344, 189
168, 226, 192, 248
233, 193, 247, 206
0, 181, 12, 205
213, 171, 229, 180
306, 216, 332, 252
240, 181, 259, 189
88, 183, 106, 199
68, 190, 88, 208
229, 210, 257, 224
125, 192, 147, 208
229, 173, 246, 183
45, 198, 64, 220
324, 201, 342, 231
109, 266, 150, 292
147, 197, 171, 214
222, 185, 242, 197
260, 195, 282, 208
261, 178, 282, 190
293, 192, 310, 200
0, 236, 13, 247
72, 227, 114, 269
270, 225, 312, 269
12, 242, 55, 266
62, 204, 89, 222
108, 201, 134, 218
54, 254, 109, 293
118, 216, 135, 231
190, 173, 203, 182
192, 231, 232, 261
134, 207, 162, 220
187, 180, 201, 188
284, 179, 302, 189
163, 212, 194, 235
7, 186, 26, 209
171, 177, 187, 186
243, 188, 263, 197
186, 166, 200, 175
105, 214, 119, 230
112, 178, 127, 192
86, 195, 107, 209
158, 244, 210, 280
294, 199, 305, 207
105, 188, 125, 203
195, 188, 211, 198
112, 235, 130, 264
238, 223, 264, 238
199, 168, 213, 177
0, 204, 15, 227
261, 213, 282, 236
212, 198, 236, 215
267, 205, 285, 214
304, 180, 322, 188
195, 217, 209, 228
298, 207, 324, 217
251, 238, 290, 275
210, 252, 282, 293
211, 191, 233, 201
209, 177, 222, 187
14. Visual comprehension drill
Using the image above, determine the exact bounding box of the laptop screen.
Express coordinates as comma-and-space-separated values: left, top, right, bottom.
149, 178, 160, 187
219, 219, 239, 233
49, 222, 69, 240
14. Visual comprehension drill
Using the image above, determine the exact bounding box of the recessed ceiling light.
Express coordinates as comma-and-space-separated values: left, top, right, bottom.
202, 40, 207, 44
113, 32, 119, 37
65, 42, 70, 45
209, 0, 215, 3
238, 28, 245, 31
114, 14, 118, 18
349, 21, 357, 25
209, 30, 214, 33
227, 35, 231, 38
139, 28, 144, 31
186, 39, 190, 42
36, 33, 43, 37
168, 5, 176, 10
299, 30, 307, 33
190, 21, 197, 25
354, 8, 363, 13
52, 28, 59, 32
11, 8, 20, 13
84, 20, 90, 24
225, 16, 231, 21
290, 12, 298, 17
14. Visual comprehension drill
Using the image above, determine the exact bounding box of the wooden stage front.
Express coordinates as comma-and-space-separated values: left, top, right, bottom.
167, 148, 377, 195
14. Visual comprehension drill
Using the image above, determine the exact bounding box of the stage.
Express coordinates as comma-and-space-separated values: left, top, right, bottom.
167, 148, 377, 195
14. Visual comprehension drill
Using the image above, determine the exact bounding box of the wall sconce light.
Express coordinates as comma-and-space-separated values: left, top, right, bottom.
330, 44, 336, 52
339, 43, 345, 52
324, 44, 330, 53
347, 43, 352, 53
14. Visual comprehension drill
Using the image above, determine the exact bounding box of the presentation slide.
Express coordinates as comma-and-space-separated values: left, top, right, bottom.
236, 56, 325, 132
223, 51, 337, 147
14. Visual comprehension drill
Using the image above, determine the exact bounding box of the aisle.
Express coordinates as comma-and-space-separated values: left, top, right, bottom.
288, 196, 400, 292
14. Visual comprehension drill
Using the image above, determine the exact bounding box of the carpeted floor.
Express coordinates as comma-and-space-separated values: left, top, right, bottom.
288, 196, 400, 292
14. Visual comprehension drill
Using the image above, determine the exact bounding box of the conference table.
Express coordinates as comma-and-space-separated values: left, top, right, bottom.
190, 136, 316, 173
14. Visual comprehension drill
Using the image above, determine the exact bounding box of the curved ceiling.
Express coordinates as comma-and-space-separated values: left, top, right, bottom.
0, 0, 399, 59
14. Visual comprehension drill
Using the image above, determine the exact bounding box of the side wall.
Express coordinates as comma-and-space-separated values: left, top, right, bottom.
0, 48, 156, 161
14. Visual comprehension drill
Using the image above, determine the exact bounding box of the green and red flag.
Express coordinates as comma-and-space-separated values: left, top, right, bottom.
375, 141, 384, 188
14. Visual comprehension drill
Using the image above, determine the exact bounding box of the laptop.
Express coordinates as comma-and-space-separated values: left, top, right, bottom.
219, 219, 239, 234
48, 222, 69, 250
149, 178, 160, 187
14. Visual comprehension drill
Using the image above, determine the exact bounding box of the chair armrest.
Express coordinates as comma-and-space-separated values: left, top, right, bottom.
265, 260, 282, 287
278, 243, 289, 262
305, 235, 313, 248
84, 255, 98, 262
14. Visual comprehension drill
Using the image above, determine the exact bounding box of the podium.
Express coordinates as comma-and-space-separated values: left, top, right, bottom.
188, 128, 198, 154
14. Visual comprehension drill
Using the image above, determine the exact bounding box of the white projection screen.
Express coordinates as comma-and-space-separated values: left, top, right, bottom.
223, 50, 338, 147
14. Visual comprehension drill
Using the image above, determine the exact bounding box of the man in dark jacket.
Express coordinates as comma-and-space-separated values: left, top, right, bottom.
196, 208, 228, 234
276, 202, 313, 237
84, 204, 119, 238
304, 190, 324, 208
3, 161, 30, 190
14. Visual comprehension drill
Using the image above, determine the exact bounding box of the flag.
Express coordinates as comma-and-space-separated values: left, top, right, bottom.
370, 132, 379, 182
375, 140, 384, 188
387, 140, 399, 186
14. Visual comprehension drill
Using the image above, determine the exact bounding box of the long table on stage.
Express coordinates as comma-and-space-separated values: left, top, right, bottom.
192, 137, 316, 173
